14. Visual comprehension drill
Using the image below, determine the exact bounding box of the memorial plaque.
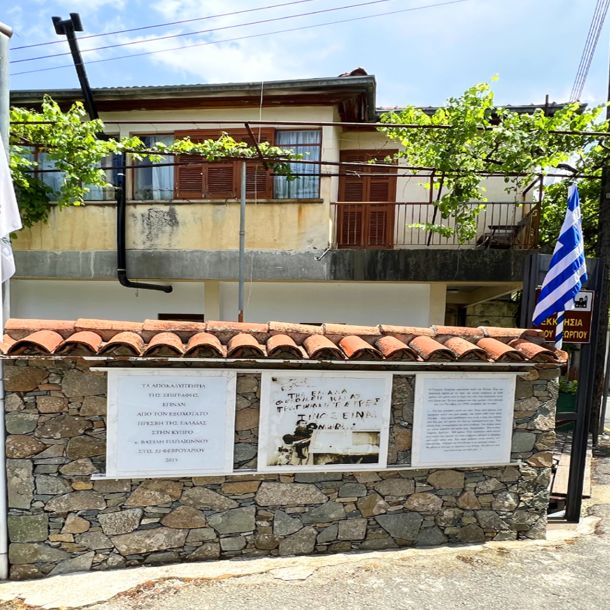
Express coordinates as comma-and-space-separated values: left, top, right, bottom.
105, 369, 236, 478
411, 372, 516, 468
258, 371, 393, 472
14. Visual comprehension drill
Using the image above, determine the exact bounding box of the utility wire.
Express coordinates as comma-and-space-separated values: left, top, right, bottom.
10, 0, 318, 50
570, 0, 610, 101
11, 0, 396, 64
11, 0, 469, 76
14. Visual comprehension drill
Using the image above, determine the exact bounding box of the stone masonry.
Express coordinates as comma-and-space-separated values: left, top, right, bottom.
3, 360, 557, 580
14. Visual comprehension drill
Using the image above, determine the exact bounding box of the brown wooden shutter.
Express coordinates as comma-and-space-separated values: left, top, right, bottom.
174, 130, 206, 199
337, 150, 396, 248
174, 129, 275, 199
244, 129, 274, 199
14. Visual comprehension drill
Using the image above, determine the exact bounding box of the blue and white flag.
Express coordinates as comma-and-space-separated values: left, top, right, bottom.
532, 184, 587, 348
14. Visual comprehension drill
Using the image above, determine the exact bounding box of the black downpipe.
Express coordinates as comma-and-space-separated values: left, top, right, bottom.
52, 14, 98, 122
116, 155, 172, 293
53, 13, 172, 294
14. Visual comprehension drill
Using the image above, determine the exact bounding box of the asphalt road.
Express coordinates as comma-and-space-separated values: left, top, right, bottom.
3, 441, 610, 610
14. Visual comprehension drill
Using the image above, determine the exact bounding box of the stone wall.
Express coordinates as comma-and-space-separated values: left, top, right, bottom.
3, 360, 557, 580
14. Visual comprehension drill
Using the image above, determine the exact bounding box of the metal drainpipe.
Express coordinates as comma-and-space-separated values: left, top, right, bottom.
0, 20, 13, 581
53, 14, 172, 294
116, 154, 172, 293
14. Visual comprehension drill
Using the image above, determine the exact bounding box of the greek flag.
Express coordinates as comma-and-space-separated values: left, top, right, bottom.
532, 184, 587, 348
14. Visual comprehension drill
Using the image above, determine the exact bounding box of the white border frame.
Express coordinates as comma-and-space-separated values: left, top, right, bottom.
257, 370, 393, 473
411, 371, 518, 468
105, 368, 236, 479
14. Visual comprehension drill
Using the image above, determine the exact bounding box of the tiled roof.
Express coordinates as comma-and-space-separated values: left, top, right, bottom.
0, 319, 566, 365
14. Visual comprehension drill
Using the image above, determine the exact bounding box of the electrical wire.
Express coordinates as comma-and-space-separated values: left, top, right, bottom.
11, 0, 469, 76
11, 0, 396, 64
10, 0, 318, 50
570, 0, 610, 101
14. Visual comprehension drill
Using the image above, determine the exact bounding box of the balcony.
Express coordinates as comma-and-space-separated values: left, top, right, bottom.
330, 201, 540, 250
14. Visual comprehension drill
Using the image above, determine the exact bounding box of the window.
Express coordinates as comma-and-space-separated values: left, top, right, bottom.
274, 130, 321, 199
36, 150, 117, 202
174, 129, 274, 200
83, 154, 120, 201
133, 135, 174, 200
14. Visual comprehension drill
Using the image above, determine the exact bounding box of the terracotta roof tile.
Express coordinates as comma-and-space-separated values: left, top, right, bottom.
75, 319, 143, 341
8, 330, 64, 355
142, 319, 205, 341
57, 331, 103, 356
269, 321, 323, 340
1, 334, 16, 354
375, 336, 418, 361
409, 336, 455, 361
477, 337, 525, 362
99, 331, 144, 356
509, 338, 558, 363
442, 337, 487, 361
227, 333, 266, 358
339, 336, 382, 360
480, 326, 543, 341
303, 335, 345, 360
0, 318, 565, 366
266, 334, 303, 359
143, 332, 185, 357
206, 321, 269, 342
433, 325, 485, 340
323, 323, 381, 339
5, 319, 75, 340
184, 332, 225, 358
379, 325, 435, 342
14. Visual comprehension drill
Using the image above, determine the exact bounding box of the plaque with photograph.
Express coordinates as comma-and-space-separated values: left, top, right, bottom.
258, 371, 393, 472
412, 372, 516, 468
105, 369, 236, 478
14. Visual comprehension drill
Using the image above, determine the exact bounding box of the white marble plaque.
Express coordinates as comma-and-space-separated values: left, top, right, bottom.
412, 372, 516, 468
258, 371, 393, 473
106, 369, 236, 478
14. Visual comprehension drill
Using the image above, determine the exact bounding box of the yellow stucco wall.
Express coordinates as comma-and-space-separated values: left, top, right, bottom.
14, 201, 329, 252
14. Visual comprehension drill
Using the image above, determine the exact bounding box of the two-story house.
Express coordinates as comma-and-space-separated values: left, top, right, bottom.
9, 73, 540, 327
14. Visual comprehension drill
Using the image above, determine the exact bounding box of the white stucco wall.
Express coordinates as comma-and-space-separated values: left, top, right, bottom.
10, 280, 204, 322
10, 279, 445, 327
219, 281, 441, 326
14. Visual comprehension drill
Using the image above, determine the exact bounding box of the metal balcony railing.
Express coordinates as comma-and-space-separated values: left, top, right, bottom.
331, 201, 541, 249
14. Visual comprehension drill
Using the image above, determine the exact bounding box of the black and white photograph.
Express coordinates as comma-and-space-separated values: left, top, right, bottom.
258, 371, 392, 472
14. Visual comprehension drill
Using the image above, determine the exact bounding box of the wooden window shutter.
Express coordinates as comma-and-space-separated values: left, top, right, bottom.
337, 150, 396, 248
174, 130, 206, 199
206, 163, 238, 198
244, 129, 274, 199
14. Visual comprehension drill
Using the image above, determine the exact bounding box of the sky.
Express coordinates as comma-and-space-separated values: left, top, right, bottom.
5, 0, 610, 109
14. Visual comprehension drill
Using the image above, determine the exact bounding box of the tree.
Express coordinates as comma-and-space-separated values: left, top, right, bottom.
10, 96, 297, 229
378, 80, 609, 245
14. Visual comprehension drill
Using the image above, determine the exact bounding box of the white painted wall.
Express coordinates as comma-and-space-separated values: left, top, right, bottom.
10, 279, 445, 327
10, 280, 204, 322
219, 281, 438, 326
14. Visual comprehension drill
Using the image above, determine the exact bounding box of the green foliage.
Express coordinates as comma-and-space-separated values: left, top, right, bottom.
10, 96, 298, 229
379, 80, 608, 243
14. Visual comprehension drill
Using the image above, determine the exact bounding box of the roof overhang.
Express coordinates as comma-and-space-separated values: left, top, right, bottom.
11, 75, 377, 122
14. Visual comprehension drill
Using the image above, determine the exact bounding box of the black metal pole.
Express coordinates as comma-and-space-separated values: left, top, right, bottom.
52, 14, 98, 121
565, 259, 604, 521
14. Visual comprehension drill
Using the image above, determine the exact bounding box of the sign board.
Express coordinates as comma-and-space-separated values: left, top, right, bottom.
106, 369, 236, 478
534, 289, 593, 344
411, 372, 516, 468
258, 371, 393, 472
